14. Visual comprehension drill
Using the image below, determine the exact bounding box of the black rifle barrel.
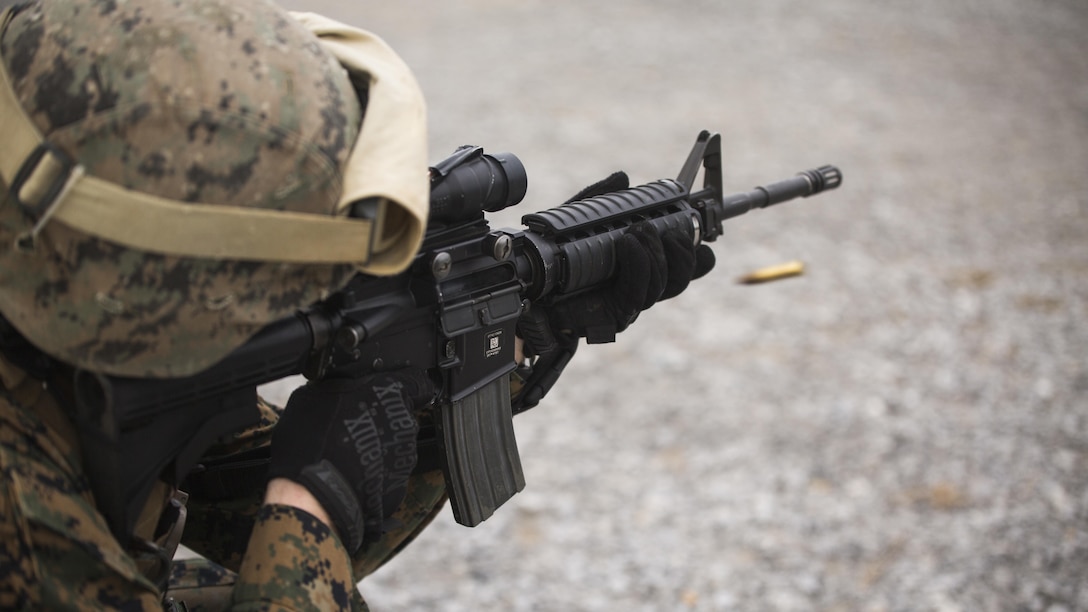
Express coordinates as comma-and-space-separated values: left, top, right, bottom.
720, 165, 842, 220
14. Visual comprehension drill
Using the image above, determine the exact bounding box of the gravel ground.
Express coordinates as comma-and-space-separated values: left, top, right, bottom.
266, 1, 1088, 610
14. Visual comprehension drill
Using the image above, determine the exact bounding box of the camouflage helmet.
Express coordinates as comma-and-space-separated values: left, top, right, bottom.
0, 0, 370, 378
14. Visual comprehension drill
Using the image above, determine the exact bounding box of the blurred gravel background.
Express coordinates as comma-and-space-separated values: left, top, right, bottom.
271, 1, 1088, 610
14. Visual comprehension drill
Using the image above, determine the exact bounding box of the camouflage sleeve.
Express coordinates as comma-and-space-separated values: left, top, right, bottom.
0, 394, 163, 610
231, 504, 357, 611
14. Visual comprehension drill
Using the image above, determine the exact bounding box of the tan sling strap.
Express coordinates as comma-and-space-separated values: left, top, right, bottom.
0, 8, 428, 274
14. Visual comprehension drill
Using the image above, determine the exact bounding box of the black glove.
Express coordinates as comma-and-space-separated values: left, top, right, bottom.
267, 371, 432, 553
534, 172, 715, 345
543, 221, 714, 344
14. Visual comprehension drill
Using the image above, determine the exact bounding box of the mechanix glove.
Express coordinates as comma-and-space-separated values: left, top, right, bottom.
543, 222, 716, 344
527, 172, 717, 347
268, 371, 432, 553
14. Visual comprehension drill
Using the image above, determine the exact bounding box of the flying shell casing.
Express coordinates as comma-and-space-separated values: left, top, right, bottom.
738, 260, 805, 284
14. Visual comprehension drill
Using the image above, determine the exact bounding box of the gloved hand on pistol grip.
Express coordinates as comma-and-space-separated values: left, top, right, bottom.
267, 370, 432, 553
545, 220, 715, 345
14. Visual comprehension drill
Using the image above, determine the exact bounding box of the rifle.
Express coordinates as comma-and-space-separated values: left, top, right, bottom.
69, 131, 842, 539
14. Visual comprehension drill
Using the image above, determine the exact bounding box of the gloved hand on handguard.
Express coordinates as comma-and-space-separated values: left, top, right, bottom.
527, 171, 716, 348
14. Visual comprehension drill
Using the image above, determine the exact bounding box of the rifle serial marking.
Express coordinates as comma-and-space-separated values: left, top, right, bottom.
486, 329, 504, 358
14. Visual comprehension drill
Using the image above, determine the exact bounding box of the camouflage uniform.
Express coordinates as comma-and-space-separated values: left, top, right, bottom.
0, 0, 441, 609
0, 364, 446, 610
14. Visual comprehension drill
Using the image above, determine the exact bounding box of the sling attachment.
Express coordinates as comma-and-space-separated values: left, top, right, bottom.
130, 489, 189, 594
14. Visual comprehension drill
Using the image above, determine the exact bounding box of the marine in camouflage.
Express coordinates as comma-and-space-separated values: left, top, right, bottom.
0, 0, 362, 378
0, 0, 449, 608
